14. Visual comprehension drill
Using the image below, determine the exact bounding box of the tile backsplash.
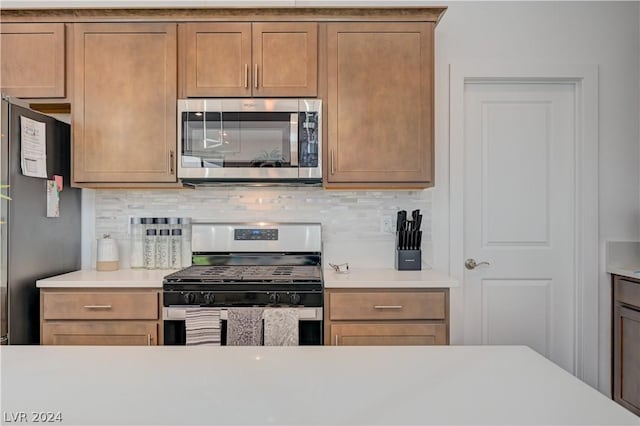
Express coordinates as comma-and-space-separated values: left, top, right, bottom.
93, 187, 432, 269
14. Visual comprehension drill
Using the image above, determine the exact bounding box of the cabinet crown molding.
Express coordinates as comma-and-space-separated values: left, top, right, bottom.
0, 7, 447, 23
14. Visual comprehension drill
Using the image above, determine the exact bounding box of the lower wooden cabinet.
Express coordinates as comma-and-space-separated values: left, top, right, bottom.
325, 288, 449, 346
613, 275, 640, 416
42, 321, 158, 346
40, 288, 162, 346
331, 323, 446, 346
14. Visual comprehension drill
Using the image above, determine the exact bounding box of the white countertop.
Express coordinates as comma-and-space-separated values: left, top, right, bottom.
36, 269, 169, 288
1, 345, 636, 425
606, 241, 640, 280
323, 267, 458, 288
37, 267, 458, 289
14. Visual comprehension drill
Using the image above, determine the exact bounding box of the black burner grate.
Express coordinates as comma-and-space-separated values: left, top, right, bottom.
166, 265, 321, 282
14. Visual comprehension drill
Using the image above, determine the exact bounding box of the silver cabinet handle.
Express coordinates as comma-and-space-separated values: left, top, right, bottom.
244, 63, 249, 89
147, 334, 151, 346
330, 150, 335, 175
373, 305, 403, 309
465, 258, 491, 270
254, 63, 258, 89
335, 335, 339, 346
169, 150, 175, 175
83, 305, 112, 309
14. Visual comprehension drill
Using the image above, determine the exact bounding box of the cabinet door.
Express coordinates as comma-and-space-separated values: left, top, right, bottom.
326, 23, 433, 185
73, 23, 177, 183
0, 23, 65, 98
181, 23, 251, 97
252, 23, 317, 97
331, 323, 446, 346
614, 305, 640, 416
42, 321, 158, 346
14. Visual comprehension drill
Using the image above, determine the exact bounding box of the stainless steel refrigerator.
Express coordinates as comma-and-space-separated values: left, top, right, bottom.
0, 97, 81, 345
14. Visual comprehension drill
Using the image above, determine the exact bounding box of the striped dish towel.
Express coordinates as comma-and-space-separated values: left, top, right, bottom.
226, 307, 264, 346
185, 308, 221, 346
264, 308, 299, 346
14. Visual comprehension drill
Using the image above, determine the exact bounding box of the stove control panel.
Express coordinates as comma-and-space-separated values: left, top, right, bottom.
234, 228, 279, 241
233, 229, 278, 241
163, 290, 322, 307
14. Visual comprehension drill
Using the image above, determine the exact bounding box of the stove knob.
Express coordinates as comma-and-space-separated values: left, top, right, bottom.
289, 293, 301, 305
203, 292, 215, 305
183, 292, 196, 304
268, 293, 280, 305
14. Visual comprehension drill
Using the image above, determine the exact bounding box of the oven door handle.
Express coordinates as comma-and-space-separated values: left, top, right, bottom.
163, 307, 323, 321
290, 113, 299, 167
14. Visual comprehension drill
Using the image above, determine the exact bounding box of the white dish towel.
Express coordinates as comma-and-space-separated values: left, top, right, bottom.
185, 308, 221, 346
264, 308, 299, 346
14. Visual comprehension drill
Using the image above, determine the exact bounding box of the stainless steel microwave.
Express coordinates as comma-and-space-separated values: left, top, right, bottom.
177, 99, 321, 185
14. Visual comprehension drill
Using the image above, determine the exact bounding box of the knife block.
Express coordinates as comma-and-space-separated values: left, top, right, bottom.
395, 249, 421, 271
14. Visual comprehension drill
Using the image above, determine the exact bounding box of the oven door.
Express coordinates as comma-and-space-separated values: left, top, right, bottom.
178, 99, 321, 181
163, 307, 323, 345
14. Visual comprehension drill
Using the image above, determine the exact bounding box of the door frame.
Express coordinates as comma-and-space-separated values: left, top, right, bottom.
449, 64, 599, 387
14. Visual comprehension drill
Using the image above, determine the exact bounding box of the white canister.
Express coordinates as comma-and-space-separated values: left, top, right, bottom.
97, 234, 120, 271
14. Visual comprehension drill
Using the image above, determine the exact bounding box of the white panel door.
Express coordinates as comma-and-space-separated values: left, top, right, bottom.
463, 83, 576, 373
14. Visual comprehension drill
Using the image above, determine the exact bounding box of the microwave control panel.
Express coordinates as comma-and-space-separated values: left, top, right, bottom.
299, 112, 319, 168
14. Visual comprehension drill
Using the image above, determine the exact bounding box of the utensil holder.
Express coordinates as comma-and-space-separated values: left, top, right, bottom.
395, 249, 421, 271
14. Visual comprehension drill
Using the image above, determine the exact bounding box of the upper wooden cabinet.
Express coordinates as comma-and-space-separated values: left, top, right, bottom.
0, 23, 66, 98
324, 23, 434, 188
72, 23, 177, 184
180, 22, 317, 98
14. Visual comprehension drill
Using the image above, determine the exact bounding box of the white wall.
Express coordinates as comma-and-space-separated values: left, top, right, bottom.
428, 1, 640, 395
79, 1, 640, 395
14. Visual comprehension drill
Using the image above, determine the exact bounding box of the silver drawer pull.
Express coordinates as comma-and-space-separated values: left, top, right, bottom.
83, 305, 112, 309
373, 305, 403, 309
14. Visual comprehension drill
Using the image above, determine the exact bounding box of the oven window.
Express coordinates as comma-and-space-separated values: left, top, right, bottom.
164, 320, 322, 345
182, 112, 294, 168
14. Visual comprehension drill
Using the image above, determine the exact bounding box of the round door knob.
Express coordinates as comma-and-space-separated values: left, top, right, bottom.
465, 258, 491, 270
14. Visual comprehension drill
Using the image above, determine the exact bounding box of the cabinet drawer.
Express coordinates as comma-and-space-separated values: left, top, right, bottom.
43, 291, 159, 320
331, 323, 446, 346
329, 291, 445, 321
42, 321, 158, 345
617, 279, 640, 308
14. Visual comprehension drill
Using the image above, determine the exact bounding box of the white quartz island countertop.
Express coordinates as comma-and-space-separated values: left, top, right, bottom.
1, 346, 637, 426
36, 269, 168, 288
323, 267, 458, 288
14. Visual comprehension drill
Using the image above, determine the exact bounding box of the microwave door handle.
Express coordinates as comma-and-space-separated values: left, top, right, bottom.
290, 113, 299, 167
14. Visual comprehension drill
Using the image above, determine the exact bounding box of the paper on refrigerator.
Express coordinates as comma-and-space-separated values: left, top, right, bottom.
20, 116, 47, 178
46, 180, 60, 218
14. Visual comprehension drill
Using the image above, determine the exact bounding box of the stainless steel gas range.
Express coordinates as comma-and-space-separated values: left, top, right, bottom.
162, 223, 323, 345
